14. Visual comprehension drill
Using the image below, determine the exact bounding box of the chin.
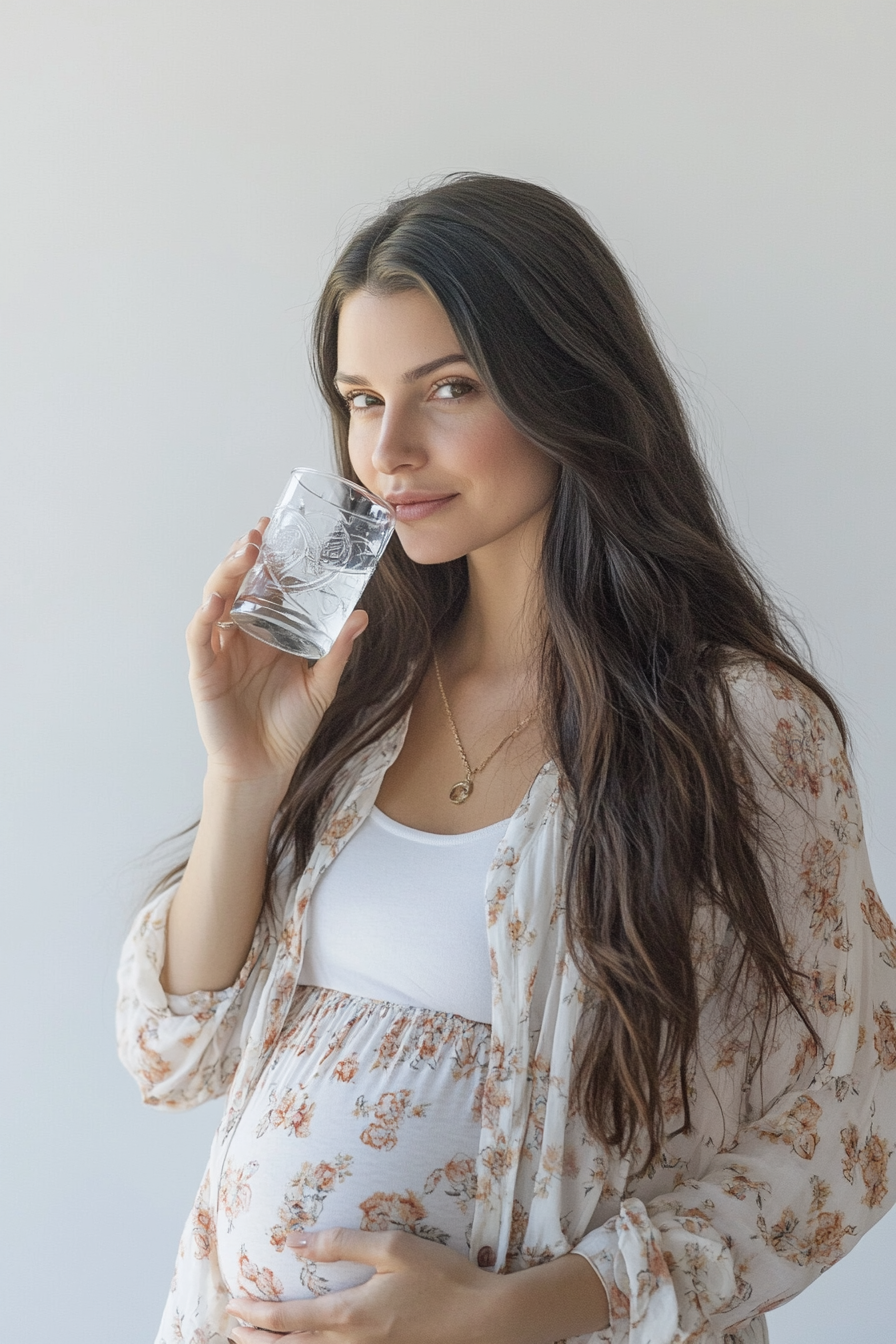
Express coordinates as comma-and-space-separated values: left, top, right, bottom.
395, 530, 472, 567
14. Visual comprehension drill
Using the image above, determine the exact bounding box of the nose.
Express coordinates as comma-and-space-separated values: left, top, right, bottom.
368, 404, 428, 477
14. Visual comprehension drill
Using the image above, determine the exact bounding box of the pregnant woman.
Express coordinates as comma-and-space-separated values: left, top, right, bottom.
117, 174, 896, 1344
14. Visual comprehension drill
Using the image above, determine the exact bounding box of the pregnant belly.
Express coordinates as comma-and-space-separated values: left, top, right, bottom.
214, 986, 490, 1301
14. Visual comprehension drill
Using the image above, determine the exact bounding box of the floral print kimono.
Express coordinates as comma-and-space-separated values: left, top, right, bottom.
117, 660, 896, 1343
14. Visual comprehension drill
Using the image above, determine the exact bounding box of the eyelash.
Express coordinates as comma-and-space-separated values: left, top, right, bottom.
341, 376, 476, 414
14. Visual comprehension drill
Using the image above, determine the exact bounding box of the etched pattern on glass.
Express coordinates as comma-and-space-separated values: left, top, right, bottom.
265, 506, 377, 586
230, 483, 393, 658
258, 505, 382, 625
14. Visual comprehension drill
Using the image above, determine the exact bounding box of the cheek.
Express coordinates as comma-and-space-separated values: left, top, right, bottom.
473, 428, 557, 504
457, 417, 517, 476
346, 429, 373, 484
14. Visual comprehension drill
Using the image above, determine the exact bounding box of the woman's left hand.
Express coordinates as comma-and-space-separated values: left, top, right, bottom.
226, 1227, 505, 1344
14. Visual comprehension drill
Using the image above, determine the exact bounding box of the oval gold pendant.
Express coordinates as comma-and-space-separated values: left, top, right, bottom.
449, 779, 473, 805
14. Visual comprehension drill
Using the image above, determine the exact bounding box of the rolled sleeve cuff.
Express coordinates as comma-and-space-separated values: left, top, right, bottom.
571, 1197, 717, 1344
165, 984, 238, 1017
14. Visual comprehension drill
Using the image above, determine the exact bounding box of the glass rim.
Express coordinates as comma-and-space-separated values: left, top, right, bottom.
289, 467, 395, 520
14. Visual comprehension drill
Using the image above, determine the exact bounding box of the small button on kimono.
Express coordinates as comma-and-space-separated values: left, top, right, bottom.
117, 660, 896, 1344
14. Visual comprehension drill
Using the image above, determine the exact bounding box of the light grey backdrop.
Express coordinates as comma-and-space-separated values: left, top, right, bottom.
2, 2, 894, 1339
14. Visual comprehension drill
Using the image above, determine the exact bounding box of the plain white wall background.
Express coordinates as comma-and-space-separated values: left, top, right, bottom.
2, 2, 894, 1339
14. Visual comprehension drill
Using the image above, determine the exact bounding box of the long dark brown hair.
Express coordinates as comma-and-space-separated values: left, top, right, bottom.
169, 174, 840, 1167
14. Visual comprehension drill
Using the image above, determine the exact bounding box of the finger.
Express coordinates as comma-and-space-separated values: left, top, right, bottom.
287, 1224, 409, 1269
304, 610, 369, 713
186, 589, 227, 678
202, 531, 263, 605
223, 523, 266, 561
228, 1329, 281, 1343
227, 1294, 333, 1334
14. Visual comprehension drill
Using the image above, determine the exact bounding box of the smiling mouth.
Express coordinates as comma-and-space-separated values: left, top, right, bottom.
388, 495, 459, 521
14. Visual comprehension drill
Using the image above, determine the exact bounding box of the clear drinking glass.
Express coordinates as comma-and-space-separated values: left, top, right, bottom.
229, 468, 395, 659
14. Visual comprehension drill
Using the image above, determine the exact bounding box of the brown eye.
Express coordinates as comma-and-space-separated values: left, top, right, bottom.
345, 392, 381, 412
432, 379, 474, 401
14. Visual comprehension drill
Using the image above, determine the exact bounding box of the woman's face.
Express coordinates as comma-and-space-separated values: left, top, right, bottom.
336, 287, 558, 567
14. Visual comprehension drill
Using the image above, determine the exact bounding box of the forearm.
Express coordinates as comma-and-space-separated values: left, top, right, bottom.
489, 1252, 610, 1344
161, 772, 289, 994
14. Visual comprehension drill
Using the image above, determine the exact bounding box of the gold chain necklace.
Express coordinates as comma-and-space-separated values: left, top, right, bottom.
432, 651, 540, 805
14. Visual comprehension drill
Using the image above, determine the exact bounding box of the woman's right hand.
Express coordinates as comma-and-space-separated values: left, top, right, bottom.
185, 520, 368, 791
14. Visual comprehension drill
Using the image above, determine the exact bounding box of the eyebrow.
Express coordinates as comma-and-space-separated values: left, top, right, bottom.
334, 353, 470, 386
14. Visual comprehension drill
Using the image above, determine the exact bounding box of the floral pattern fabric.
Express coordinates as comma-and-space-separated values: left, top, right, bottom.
213, 985, 489, 1311
117, 659, 896, 1344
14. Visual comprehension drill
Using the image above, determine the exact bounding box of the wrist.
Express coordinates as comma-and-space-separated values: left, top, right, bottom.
202, 768, 292, 816
482, 1253, 610, 1344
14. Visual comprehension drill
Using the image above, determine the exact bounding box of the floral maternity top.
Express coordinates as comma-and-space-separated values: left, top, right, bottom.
214, 986, 491, 1307
212, 807, 505, 1310
117, 659, 896, 1344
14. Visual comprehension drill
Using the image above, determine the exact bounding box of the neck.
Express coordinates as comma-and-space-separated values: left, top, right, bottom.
444, 503, 548, 677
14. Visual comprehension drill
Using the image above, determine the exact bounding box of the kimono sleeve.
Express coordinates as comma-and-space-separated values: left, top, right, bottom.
570, 662, 896, 1343
116, 880, 279, 1109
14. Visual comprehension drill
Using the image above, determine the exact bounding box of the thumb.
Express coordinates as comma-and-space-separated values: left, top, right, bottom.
305, 609, 368, 706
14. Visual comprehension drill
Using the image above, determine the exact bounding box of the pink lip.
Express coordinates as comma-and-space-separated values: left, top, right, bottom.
385, 492, 458, 521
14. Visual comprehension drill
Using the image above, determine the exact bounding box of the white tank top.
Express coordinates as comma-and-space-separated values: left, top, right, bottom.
298, 805, 508, 1023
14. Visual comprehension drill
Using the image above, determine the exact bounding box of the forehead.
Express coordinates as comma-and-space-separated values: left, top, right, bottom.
336, 288, 461, 376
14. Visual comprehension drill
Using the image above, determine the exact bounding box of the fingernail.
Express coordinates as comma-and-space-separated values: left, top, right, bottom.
286, 1233, 309, 1247
202, 591, 222, 609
